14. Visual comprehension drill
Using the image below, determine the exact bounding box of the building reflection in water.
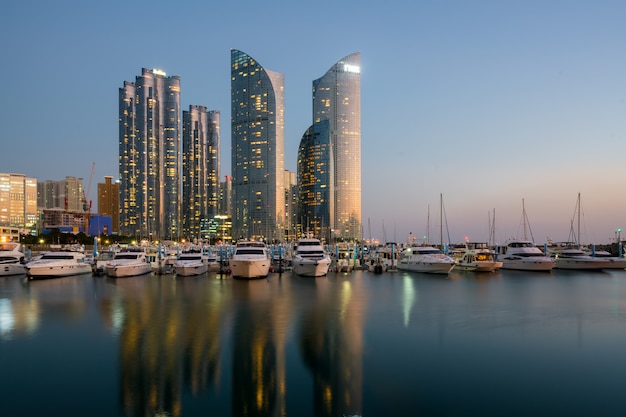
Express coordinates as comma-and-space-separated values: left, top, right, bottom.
95, 273, 365, 417
298, 276, 366, 417
100, 276, 229, 417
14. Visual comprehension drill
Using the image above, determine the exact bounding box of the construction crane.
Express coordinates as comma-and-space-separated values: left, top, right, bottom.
83, 162, 95, 234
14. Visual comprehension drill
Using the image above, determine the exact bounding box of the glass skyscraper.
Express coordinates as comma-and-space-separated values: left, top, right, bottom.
182, 106, 221, 241
304, 52, 361, 241
119, 68, 181, 240
297, 120, 332, 239
230, 50, 285, 241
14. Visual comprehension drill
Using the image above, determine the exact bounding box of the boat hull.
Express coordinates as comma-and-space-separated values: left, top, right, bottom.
27, 264, 92, 279
229, 259, 270, 279
553, 259, 610, 271
292, 257, 331, 277
175, 263, 208, 276
499, 259, 555, 271
0, 263, 26, 276
106, 263, 152, 278
397, 261, 455, 274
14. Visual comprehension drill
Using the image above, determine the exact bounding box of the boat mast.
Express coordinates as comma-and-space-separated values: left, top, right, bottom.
440, 193, 443, 249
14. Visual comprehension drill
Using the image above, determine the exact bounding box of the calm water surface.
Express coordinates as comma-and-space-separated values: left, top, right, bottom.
2, 268, 626, 417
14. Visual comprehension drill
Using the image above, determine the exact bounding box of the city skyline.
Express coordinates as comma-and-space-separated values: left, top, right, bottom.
3, 1, 626, 244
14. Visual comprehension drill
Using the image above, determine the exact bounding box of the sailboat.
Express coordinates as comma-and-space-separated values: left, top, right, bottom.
497, 199, 556, 271
547, 194, 609, 270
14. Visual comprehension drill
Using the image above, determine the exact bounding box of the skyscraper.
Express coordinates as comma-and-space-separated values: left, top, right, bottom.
300, 52, 361, 241
297, 121, 332, 238
182, 105, 221, 240
230, 50, 285, 241
119, 68, 181, 240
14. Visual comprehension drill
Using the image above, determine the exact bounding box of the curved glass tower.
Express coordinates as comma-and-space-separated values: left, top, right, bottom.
297, 120, 333, 239
312, 53, 361, 241
230, 50, 285, 241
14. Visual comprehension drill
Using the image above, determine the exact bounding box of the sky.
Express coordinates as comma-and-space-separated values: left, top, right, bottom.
2, 0, 626, 245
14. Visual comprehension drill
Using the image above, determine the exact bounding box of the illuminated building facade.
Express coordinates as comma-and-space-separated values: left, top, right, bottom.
97, 176, 120, 234
119, 68, 181, 240
303, 52, 362, 241
0, 173, 37, 234
230, 50, 285, 241
182, 106, 221, 240
297, 121, 332, 239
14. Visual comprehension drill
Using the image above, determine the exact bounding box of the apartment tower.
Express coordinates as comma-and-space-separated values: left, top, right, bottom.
119, 68, 181, 240
182, 106, 221, 240
230, 50, 285, 241
299, 53, 361, 241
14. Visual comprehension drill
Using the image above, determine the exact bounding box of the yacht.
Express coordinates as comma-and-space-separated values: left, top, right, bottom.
456, 242, 502, 272
396, 245, 456, 274
91, 249, 117, 276
0, 242, 26, 276
548, 243, 609, 271
585, 248, 626, 269
26, 251, 92, 279
174, 252, 208, 276
496, 240, 555, 271
291, 236, 331, 277
105, 248, 152, 278
229, 241, 270, 279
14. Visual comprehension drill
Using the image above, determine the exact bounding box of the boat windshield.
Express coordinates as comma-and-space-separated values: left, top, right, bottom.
235, 249, 266, 255
41, 254, 77, 260
114, 254, 141, 260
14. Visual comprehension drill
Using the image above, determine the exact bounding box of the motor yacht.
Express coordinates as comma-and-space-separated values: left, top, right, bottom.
456, 242, 502, 272
496, 240, 555, 271
174, 252, 208, 276
291, 236, 331, 277
548, 244, 609, 271
0, 242, 26, 276
91, 250, 117, 276
585, 248, 626, 269
26, 251, 92, 279
396, 245, 456, 274
229, 241, 270, 279
105, 248, 152, 278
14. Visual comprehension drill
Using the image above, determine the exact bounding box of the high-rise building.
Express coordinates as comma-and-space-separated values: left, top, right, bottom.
182, 106, 221, 240
0, 173, 37, 233
36, 176, 83, 211
230, 50, 285, 241
119, 68, 181, 240
297, 120, 332, 239
97, 176, 120, 234
299, 53, 361, 241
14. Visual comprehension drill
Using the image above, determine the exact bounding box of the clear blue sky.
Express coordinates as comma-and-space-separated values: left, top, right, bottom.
2, 0, 626, 244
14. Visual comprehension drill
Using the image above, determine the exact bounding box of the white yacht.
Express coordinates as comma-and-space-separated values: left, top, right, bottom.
174, 252, 208, 276
105, 248, 152, 278
229, 241, 270, 279
91, 249, 117, 276
548, 244, 609, 271
397, 245, 456, 274
585, 249, 626, 269
0, 242, 26, 276
496, 240, 555, 271
291, 237, 331, 277
456, 242, 502, 272
26, 251, 92, 279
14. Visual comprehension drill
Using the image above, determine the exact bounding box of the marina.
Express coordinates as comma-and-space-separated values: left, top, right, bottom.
2, 267, 626, 416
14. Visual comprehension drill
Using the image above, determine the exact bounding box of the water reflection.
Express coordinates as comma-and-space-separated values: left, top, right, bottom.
2, 270, 626, 416
299, 275, 365, 417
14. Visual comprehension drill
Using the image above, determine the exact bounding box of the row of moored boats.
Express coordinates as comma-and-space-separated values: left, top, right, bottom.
2, 236, 624, 280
